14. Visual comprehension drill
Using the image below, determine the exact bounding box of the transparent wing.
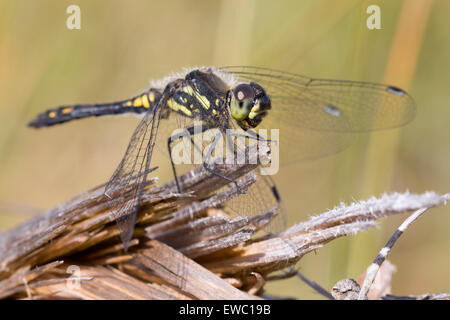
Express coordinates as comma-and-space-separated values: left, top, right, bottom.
104, 96, 166, 250
220, 66, 416, 162
224, 172, 287, 234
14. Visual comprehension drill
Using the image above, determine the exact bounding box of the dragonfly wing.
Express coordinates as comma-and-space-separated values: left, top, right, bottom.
224, 171, 287, 234
219, 66, 416, 162
104, 95, 167, 250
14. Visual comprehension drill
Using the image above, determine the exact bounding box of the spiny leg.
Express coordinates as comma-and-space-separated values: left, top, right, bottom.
227, 129, 278, 164
233, 129, 277, 144
203, 131, 244, 194
167, 124, 213, 193
168, 126, 259, 195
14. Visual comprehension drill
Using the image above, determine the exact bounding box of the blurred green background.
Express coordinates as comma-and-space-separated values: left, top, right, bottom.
0, 0, 448, 299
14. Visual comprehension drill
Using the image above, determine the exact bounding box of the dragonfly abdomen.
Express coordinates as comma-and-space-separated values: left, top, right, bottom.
28, 89, 162, 128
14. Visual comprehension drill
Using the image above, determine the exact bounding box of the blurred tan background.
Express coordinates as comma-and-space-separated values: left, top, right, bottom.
0, 0, 448, 299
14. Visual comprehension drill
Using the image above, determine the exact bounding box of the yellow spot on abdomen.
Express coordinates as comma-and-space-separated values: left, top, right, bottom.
61, 107, 72, 114
142, 94, 150, 108
49, 111, 56, 118
133, 97, 143, 107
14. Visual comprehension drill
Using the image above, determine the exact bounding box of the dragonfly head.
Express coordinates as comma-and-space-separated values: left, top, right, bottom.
227, 82, 271, 130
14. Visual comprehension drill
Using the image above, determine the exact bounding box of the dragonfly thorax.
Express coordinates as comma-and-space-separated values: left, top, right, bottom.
227, 82, 271, 130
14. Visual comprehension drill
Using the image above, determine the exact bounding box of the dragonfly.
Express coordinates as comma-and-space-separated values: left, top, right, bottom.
28, 66, 416, 250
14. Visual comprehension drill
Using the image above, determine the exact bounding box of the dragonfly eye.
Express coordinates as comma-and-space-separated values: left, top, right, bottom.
229, 84, 256, 122
233, 84, 255, 104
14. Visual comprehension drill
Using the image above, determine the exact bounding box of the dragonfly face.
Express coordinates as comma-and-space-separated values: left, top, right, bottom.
227, 82, 271, 130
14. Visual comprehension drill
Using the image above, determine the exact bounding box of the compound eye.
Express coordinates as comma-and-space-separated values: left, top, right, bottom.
232, 84, 255, 104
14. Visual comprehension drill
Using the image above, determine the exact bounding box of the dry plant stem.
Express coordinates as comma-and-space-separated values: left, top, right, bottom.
358, 207, 429, 300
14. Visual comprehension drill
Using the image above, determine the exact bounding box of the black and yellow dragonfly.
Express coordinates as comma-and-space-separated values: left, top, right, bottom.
28, 66, 416, 249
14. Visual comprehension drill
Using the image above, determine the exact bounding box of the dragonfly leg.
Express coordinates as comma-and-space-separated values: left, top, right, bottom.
228, 129, 277, 145
167, 124, 213, 193
203, 131, 244, 194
